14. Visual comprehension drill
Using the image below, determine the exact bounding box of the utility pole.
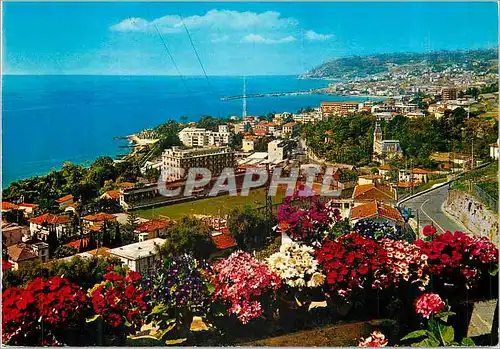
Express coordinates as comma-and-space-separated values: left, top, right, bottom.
265, 163, 273, 242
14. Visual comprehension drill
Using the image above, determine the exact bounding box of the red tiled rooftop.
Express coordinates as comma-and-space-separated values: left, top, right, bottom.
82, 212, 117, 222
29, 213, 70, 225
211, 232, 237, 250
18, 203, 38, 209
56, 194, 73, 204
7, 243, 38, 262
2, 202, 19, 210
412, 168, 430, 174
65, 237, 90, 250
359, 174, 384, 180
351, 201, 403, 223
135, 219, 170, 233
378, 164, 393, 171
102, 190, 121, 200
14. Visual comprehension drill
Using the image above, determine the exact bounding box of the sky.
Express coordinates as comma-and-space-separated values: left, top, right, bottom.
3, 2, 498, 76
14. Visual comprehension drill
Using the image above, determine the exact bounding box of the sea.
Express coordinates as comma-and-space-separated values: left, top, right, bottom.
2, 75, 373, 186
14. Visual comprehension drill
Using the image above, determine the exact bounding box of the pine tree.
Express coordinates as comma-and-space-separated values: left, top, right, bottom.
47, 225, 59, 258
112, 224, 123, 247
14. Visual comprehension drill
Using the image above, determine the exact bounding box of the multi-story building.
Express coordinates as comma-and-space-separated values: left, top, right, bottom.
268, 140, 291, 163
242, 136, 256, 152
282, 121, 300, 137
178, 125, 231, 147
441, 87, 458, 101
162, 146, 236, 181
2, 221, 29, 246
320, 101, 361, 116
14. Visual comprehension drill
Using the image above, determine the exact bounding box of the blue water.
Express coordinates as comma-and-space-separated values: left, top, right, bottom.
2, 75, 370, 186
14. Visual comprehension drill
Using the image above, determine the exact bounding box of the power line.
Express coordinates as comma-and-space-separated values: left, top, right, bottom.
178, 11, 212, 89
148, 11, 192, 95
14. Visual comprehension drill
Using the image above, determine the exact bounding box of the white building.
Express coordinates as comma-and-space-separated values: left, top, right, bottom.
108, 238, 166, 275
268, 140, 291, 163
489, 141, 499, 160
178, 125, 231, 147
29, 213, 71, 239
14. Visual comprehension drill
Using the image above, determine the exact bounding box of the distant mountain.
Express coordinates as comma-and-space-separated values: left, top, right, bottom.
302, 48, 498, 79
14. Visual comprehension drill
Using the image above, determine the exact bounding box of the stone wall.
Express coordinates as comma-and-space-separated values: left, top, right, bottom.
445, 190, 498, 242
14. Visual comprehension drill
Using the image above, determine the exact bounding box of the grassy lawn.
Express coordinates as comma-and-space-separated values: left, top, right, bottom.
135, 188, 286, 220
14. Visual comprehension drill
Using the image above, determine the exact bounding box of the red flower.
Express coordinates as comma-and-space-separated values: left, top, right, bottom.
104, 271, 123, 282
423, 225, 437, 237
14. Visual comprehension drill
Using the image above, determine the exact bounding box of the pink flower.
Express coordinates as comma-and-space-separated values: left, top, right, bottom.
415, 293, 445, 319
358, 331, 388, 347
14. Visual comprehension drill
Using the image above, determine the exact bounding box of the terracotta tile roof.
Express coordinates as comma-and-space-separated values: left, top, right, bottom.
56, 194, 73, 204
283, 122, 298, 127
18, 203, 38, 209
135, 219, 170, 233
118, 182, 136, 189
378, 164, 393, 171
7, 243, 37, 262
88, 223, 105, 232
210, 230, 237, 250
352, 183, 394, 202
412, 168, 430, 174
29, 213, 70, 225
85, 247, 110, 257
64, 237, 90, 251
102, 190, 121, 200
2, 202, 19, 210
351, 201, 403, 223
350, 201, 378, 220
82, 212, 117, 222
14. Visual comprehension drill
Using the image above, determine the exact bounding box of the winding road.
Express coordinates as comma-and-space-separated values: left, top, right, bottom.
399, 183, 467, 235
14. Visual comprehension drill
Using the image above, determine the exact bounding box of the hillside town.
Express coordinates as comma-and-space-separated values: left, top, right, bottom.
2, 52, 499, 348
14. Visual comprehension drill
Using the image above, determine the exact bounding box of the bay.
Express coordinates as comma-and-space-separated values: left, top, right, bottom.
2, 75, 370, 185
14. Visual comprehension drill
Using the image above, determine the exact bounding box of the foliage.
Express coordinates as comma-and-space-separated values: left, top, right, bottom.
158, 217, 215, 260
2, 255, 121, 291
2, 209, 28, 225
402, 298, 475, 347
54, 245, 78, 258
2, 275, 89, 346
211, 250, 281, 324
301, 113, 375, 164
87, 265, 149, 336
228, 205, 269, 251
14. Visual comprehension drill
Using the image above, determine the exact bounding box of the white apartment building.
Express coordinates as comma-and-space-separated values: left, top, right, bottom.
178, 125, 231, 147
268, 140, 291, 163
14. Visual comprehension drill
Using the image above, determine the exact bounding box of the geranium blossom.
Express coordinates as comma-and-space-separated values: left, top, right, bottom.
267, 240, 325, 289
316, 233, 388, 297
415, 293, 445, 319
88, 266, 148, 333
358, 330, 389, 347
2, 276, 88, 345
415, 231, 498, 287
422, 225, 437, 237
211, 250, 281, 324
